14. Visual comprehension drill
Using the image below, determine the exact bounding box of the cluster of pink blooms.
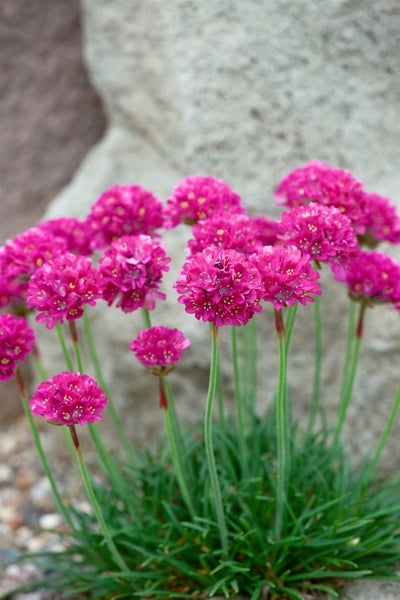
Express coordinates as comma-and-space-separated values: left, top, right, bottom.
1, 169, 400, 424
27, 253, 104, 329
130, 326, 191, 369
0, 313, 35, 381
99, 235, 170, 312
29, 371, 108, 426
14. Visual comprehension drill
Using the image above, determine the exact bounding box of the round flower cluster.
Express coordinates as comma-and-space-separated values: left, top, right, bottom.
361, 193, 400, 247
0, 313, 35, 381
27, 253, 103, 329
130, 326, 191, 369
278, 202, 359, 265
0, 227, 68, 308
332, 250, 400, 307
274, 160, 367, 234
164, 175, 245, 228
249, 245, 321, 311
175, 247, 263, 327
187, 213, 264, 256
38, 217, 92, 256
86, 184, 164, 250
99, 235, 170, 312
29, 371, 108, 426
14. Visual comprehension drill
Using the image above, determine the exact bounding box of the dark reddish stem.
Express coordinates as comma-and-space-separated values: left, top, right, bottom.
70, 424, 80, 450
69, 321, 79, 344
159, 376, 168, 409
15, 366, 27, 398
274, 308, 286, 338
356, 300, 367, 339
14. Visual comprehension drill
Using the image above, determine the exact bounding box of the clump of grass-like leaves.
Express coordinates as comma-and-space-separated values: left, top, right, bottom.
14, 411, 400, 600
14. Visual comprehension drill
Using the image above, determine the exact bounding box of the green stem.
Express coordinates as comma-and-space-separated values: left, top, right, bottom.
274, 309, 289, 541
141, 307, 152, 329
56, 323, 74, 371
308, 297, 323, 432
69, 322, 84, 373
284, 303, 299, 354
362, 385, 400, 487
339, 299, 357, 404
69, 425, 129, 572
82, 311, 132, 458
333, 300, 367, 446
16, 368, 74, 529
204, 324, 229, 556
161, 377, 196, 518
231, 326, 247, 474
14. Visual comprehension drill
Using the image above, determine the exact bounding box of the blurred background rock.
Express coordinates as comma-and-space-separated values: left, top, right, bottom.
0, 0, 105, 421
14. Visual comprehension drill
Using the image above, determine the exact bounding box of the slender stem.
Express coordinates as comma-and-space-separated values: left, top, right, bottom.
242, 317, 258, 413
274, 309, 289, 541
204, 324, 229, 556
56, 323, 74, 371
160, 377, 196, 518
308, 297, 323, 432
339, 299, 357, 409
69, 425, 129, 572
362, 384, 400, 486
82, 311, 132, 458
216, 357, 225, 427
333, 300, 367, 446
284, 303, 299, 354
69, 322, 84, 373
141, 307, 152, 329
231, 326, 247, 474
16, 368, 74, 529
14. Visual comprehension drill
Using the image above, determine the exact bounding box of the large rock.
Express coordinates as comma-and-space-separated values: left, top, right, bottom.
43, 0, 400, 471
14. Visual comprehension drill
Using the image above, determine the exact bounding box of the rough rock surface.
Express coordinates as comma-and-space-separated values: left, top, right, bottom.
43, 0, 400, 471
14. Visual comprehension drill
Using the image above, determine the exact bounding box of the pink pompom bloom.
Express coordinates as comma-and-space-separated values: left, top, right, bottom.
274, 161, 367, 234
38, 217, 92, 256
360, 193, 400, 247
27, 253, 103, 329
278, 202, 359, 265
86, 184, 164, 250
0, 227, 68, 307
250, 215, 280, 247
0, 314, 35, 381
332, 250, 400, 307
249, 245, 321, 311
164, 175, 245, 228
98, 235, 170, 313
130, 326, 191, 369
29, 371, 108, 426
175, 247, 263, 327
187, 212, 264, 256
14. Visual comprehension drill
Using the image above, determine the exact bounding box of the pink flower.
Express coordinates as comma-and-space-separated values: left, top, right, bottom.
29, 371, 108, 426
187, 213, 263, 256
332, 250, 400, 307
250, 215, 280, 247
0, 314, 35, 381
164, 175, 245, 228
130, 326, 191, 369
27, 253, 103, 329
86, 185, 164, 250
175, 247, 263, 327
249, 245, 321, 311
0, 227, 68, 307
360, 193, 400, 247
278, 202, 359, 265
38, 217, 92, 256
274, 161, 366, 234
98, 235, 170, 312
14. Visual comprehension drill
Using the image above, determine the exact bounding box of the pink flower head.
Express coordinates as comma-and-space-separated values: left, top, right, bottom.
86, 184, 164, 250
130, 326, 191, 369
278, 202, 359, 265
29, 371, 108, 426
274, 161, 366, 234
187, 212, 264, 256
98, 234, 170, 313
0, 227, 68, 307
250, 215, 280, 246
0, 314, 35, 381
332, 250, 400, 307
38, 217, 92, 256
360, 193, 400, 247
27, 253, 103, 329
249, 244, 321, 311
175, 247, 263, 327
164, 175, 245, 228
